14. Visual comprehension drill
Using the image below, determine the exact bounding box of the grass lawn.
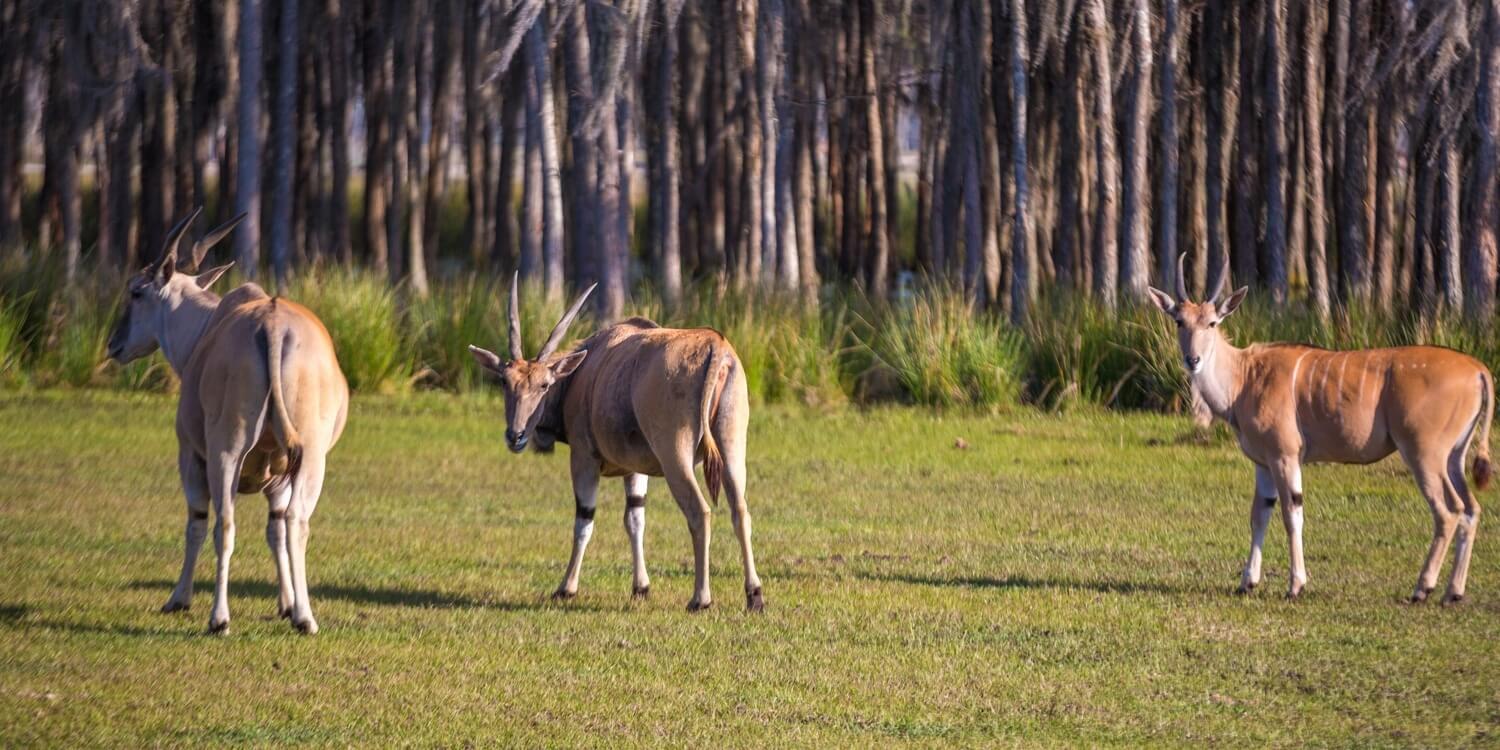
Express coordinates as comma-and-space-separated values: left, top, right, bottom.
1, 390, 1498, 746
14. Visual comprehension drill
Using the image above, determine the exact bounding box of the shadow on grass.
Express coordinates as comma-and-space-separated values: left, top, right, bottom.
126, 579, 614, 614
858, 571, 1182, 595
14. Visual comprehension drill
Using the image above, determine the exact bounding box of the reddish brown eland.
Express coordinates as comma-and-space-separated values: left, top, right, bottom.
107, 209, 349, 634
469, 277, 762, 611
1148, 255, 1493, 603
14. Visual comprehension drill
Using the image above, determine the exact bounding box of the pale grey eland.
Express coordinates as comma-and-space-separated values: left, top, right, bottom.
1148, 255, 1492, 603
468, 276, 763, 611
107, 209, 349, 634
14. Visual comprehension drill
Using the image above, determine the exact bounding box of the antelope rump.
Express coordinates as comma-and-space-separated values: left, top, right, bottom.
1149, 255, 1493, 604
469, 276, 763, 612
107, 209, 350, 635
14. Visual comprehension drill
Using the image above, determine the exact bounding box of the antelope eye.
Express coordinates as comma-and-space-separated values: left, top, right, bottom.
1174, 319, 1183, 328
1208, 320, 1218, 328
131, 289, 143, 299
540, 382, 551, 392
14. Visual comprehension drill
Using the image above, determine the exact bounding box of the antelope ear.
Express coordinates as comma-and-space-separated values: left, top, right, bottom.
194, 262, 235, 289
549, 349, 587, 378
1145, 287, 1177, 315
468, 345, 505, 374
1216, 286, 1250, 318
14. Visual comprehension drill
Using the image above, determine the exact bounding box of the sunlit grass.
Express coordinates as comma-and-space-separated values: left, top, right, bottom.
1, 392, 1497, 745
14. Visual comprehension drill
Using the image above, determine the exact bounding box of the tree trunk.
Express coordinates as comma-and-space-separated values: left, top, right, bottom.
1303, 0, 1330, 319
1083, 0, 1118, 307
860, 0, 889, 296
1338, 0, 1372, 304
235, 0, 264, 274
648, 0, 685, 304
1118, 0, 1152, 301
269, 0, 298, 285
1263, 0, 1288, 303
1155, 0, 1180, 292
1467, 0, 1500, 319
528, 22, 565, 302
1006, 0, 1030, 324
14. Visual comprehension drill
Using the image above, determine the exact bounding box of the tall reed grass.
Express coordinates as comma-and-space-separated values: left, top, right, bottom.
6, 251, 1500, 414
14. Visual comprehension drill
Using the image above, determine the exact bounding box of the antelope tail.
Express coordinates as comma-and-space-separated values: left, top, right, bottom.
699, 345, 732, 506
263, 319, 304, 495
1474, 370, 1494, 491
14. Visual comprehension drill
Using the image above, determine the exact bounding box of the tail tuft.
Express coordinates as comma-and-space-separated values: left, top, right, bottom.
703, 432, 723, 506
1475, 370, 1495, 492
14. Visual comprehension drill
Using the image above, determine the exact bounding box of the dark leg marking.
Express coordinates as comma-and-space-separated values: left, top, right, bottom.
191, 510, 209, 521
574, 501, 596, 522
267, 509, 287, 520
625, 495, 646, 510
1290, 493, 1304, 508
1262, 496, 1277, 508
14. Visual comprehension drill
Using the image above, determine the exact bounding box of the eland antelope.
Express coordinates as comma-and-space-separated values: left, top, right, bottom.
1148, 255, 1492, 603
469, 277, 762, 611
107, 209, 349, 634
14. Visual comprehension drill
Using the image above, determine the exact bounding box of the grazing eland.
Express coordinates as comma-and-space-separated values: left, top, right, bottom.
469, 277, 763, 611
1147, 255, 1492, 603
107, 209, 349, 634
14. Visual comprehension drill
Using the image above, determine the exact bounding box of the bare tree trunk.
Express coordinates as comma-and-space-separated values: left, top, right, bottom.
1155, 0, 1179, 292
1083, 0, 1118, 307
1056, 12, 1083, 289
268, 0, 297, 285
328, 0, 352, 264
235, 0, 264, 274
1467, 0, 1500, 319
521, 67, 543, 282
427, 0, 459, 269
1232, 0, 1259, 289
860, 0, 889, 295
1006, 0, 1030, 323
1438, 133, 1462, 311
564, 3, 601, 295
525, 21, 565, 301
1263, 0, 1288, 303
1339, 0, 1372, 304
1303, 0, 1330, 319
1204, 0, 1236, 293
1118, 0, 1152, 300
0, 0, 29, 246
648, 0, 685, 304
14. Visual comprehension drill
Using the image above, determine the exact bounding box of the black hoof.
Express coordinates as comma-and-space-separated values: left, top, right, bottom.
1443, 593, 1465, 606
631, 585, 650, 600
746, 587, 765, 612
279, 606, 294, 620
207, 619, 229, 635
551, 589, 577, 601
1410, 588, 1434, 604
686, 599, 713, 612
161, 601, 190, 614
1235, 583, 1256, 596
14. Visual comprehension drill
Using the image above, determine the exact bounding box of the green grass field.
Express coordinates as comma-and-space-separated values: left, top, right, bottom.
2, 391, 1498, 746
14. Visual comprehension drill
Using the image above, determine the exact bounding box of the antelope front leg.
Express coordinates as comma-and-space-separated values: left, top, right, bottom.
1273, 460, 1308, 599
164, 451, 211, 613
1238, 465, 1277, 594
624, 474, 650, 598
554, 459, 600, 600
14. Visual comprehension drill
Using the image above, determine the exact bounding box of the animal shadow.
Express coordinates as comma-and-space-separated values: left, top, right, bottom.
859, 571, 1182, 596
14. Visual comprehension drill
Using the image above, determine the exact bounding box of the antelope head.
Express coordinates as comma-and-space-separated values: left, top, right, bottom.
469, 275, 595, 453
107, 208, 246, 364
1146, 254, 1249, 376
